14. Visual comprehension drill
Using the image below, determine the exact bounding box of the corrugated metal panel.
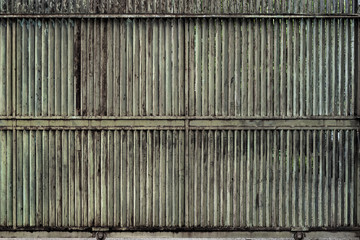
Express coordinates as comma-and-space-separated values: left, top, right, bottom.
0, 0, 358, 14
187, 129, 358, 228
1, 128, 359, 228
12, 130, 185, 227
0, 0, 359, 235
1, 18, 357, 117
1, 129, 358, 228
4, 18, 186, 117
187, 18, 356, 117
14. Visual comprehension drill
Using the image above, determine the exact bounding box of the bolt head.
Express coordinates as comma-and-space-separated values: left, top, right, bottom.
96, 232, 105, 240
294, 232, 304, 240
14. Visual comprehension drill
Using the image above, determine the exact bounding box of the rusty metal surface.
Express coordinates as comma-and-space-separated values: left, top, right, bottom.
0, 0, 359, 237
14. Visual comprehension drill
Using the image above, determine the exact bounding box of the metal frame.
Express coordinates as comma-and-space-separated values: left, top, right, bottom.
0, 2, 359, 239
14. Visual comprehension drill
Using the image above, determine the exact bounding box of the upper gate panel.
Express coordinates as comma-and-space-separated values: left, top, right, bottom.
0, 17, 357, 117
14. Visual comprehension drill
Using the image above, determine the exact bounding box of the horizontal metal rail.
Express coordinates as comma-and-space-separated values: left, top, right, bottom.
0, 13, 360, 19
0, 118, 358, 130
0, 226, 360, 232
189, 119, 360, 130
0, 230, 359, 239
0, 116, 358, 120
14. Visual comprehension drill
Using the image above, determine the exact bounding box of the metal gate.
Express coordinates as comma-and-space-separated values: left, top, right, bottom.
0, 0, 359, 239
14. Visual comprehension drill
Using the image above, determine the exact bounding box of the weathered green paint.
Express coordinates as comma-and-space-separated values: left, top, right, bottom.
0, 0, 359, 237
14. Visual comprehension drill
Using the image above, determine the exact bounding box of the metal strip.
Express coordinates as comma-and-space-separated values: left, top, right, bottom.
1, 14, 360, 19
0, 116, 358, 120
356, 19, 360, 116
189, 119, 360, 129
184, 18, 190, 227
0, 226, 359, 233
0, 231, 358, 239
0, 119, 358, 130
0, 230, 358, 239
11, 17, 16, 230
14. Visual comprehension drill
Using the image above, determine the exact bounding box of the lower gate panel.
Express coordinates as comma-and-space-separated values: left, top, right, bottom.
0, 129, 359, 230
